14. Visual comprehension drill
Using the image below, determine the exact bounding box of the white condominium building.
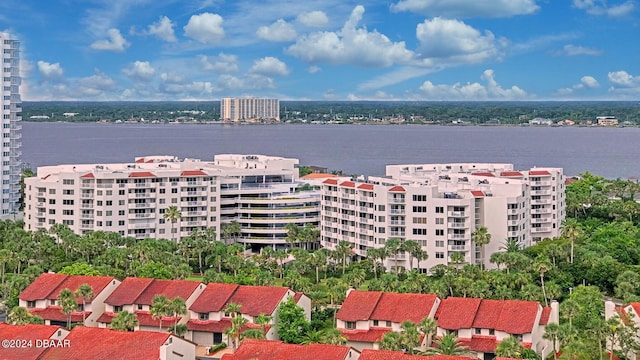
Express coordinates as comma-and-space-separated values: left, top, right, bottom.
220, 98, 280, 122
24, 155, 319, 251
321, 163, 564, 271
0, 32, 22, 217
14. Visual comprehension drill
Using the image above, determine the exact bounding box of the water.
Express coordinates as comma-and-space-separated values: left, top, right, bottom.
21, 122, 640, 178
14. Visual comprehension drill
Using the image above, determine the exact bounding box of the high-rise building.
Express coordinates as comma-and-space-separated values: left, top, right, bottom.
320, 163, 565, 271
220, 98, 279, 122
0, 32, 22, 217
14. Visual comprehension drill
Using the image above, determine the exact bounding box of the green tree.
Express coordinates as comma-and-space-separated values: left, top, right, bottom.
8, 306, 43, 325
561, 218, 583, 264
276, 297, 310, 344
75, 283, 94, 323
58, 262, 101, 276
150, 294, 170, 331
534, 256, 552, 306
109, 310, 139, 331
423, 333, 470, 356
168, 297, 187, 334
419, 317, 437, 348
495, 336, 525, 358
333, 241, 352, 275
58, 288, 77, 329
221, 221, 242, 245
163, 206, 182, 241
285, 223, 301, 249
472, 227, 492, 269
543, 322, 560, 360
384, 238, 403, 274
367, 247, 387, 279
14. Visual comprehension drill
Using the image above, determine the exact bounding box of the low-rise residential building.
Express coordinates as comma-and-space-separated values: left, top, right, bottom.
336, 290, 440, 351
24, 154, 320, 252
0, 324, 69, 360
39, 326, 195, 360
221, 339, 360, 360
359, 349, 475, 360
187, 283, 310, 346
434, 297, 558, 359
321, 163, 564, 271
97, 277, 205, 331
597, 116, 619, 126
18, 273, 120, 327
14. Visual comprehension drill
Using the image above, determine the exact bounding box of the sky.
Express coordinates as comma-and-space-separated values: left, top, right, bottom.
1, 0, 639, 101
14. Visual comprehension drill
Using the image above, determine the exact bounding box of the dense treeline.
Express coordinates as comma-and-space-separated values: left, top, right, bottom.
22, 101, 640, 124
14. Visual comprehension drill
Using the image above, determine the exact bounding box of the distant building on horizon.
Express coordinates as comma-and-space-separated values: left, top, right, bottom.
0, 32, 22, 218
220, 97, 280, 122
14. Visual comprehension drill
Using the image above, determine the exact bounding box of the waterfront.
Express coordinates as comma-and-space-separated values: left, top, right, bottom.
21, 122, 640, 178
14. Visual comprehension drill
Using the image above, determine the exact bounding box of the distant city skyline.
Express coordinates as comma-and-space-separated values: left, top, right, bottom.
1, 1, 638, 101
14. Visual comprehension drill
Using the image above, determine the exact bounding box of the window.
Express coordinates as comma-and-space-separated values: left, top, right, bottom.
435, 218, 444, 225
435, 252, 444, 259
345, 321, 356, 330
475, 328, 481, 335
377, 227, 385, 234
413, 228, 427, 235
373, 320, 379, 327
489, 329, 495, 335
171, 188, 178, 194
435, 206, 444, 213
378, 216, 385, 222
435, 229, 444, 236
119, 190, 125, 195
27, 301, 36, 308
50, 299, 56, 306
377, 205, 385, 211
435, 240, 444, 247
413, 195, 427, 201
62, 199, 74, 205
119, 200, 125, 206
199, 313, 209, 321
386, 321, 391, 327
138, 304, 143, 310
118, 220, 125, 226
413, 217, 427, 224
114, 306, 123, 313
63, 189, 74, 195
106, 200, 113, 206
159, 189, 166, 194
62, 209, 74, 215
413, 206, 427, 213
119, 210, 125, 216
63, 179, 74, 185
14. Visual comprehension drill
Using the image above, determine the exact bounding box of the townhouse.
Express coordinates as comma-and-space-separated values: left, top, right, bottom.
97, 277, 205, 331
18, 273, 120, 327
221, 339, 360, 360
187, 283, 310, 346
0, 324, 69, 360
336, 290, 440, 351
24, 154, 320, 252
434, 297, 558, 359
321, 163, 564, 271
359, 350, 475, 360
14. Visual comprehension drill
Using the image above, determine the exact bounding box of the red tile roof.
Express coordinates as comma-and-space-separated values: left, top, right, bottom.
459, 335, 497, 353
371, 293, 438, 323
181, 170, 208, 176
135, 311, 181, 327
539, 306, 551, 325
135, 279, 202, 305
80, 172, 95, 178
529, 170, 551, 176
323, 179, 338, 185
19, 273, 67, 301
358, 184, 374, 190
221, 339, 353, 360
340, 328, 390, 343
300, 173, 338, 180
53, 275, 115, 303
187, 319, 266, 334
340, 181, 355, 187
500, 171, 523, 177
128, 171, 156, 178
227, 285, 289, 316
495, 300, 540, 334
388, 186, 405, 192
29, 307, 90, 323
628, 303, 640, 318
360, 350, 474, 360
435, 297, 482, 330
336, 291, 382, 322
190, 283, 239, 313
40, 326, 173, 360
470, 190, 485, 197
472, 299, 502, 329
135, 158, 145, 163
471, 172, 495, 177
104, 277, 154, 306
0, 324, 62, 360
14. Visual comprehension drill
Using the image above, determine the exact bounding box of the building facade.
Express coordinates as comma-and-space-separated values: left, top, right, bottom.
0, 32, 22, 217
321, 163, 564, 271
24, 154, 320, 251
220, 98, 280, 122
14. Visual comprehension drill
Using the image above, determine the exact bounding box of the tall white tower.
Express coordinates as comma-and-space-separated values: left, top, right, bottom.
0, 32, 22, 217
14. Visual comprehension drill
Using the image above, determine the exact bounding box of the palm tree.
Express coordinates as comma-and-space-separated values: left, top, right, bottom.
423, 333, 470, 356
472, 227, 491, 269
284, 223, 301, 249
75, 283, 94, 323
168, 297, 187, 333
419, 317, 437, 348
495, 336, 524, 358
163, 206, 182, 242
344, 268, 366, 289
400, 321, 421, 354
58, 288, 77, 329
534, 256, 552, 306
224, 302, 242, 318
561, 218, 583, 264
225, 313, 248, 351
334, 241, 352, 275
321, 328, 347, 345
110, 310, 139, 332
379, 331, 403, 351
150, 294, 170, 331
8, 306, 41, 325
449, 251, 465, 265
222, 221, 242, 245
241, 328, 266, 340
403, 240, 421, 270
384, 237, 403, 273
255, 313, 271, 336
367, 247, 387, 279
307, 250, 327, 283
543, 322, 560, 360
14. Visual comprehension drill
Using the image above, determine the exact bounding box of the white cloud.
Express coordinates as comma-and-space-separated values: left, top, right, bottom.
416, 17, 502, 64
297, 10, 329, 27
147, 16, 177, 42
256, 19, 297, 42
90, 28, 130, 52
417, 69, 528, 100
554, 44, 603, 56
160, 72, 186, 84
391, 0, 539, 18
199, 53, 238, 73
308, 66, 321, 74
287, 5, 414, 67
579, 76, 599, 89
217, 74, 276, 90
573, 0, 634, 16
122, 61, 156, 82
184, 13, 224, 44
249, 57, 290, 76
37, 61, 64, 79
76, 71, 117, 98
608, 70, 639, 87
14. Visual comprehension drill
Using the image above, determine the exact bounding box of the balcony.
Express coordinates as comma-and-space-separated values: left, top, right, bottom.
531, 208, 551, 214
448, 234, 467, 239
532, 227, 551, 233
390, 220, 405, 225
131, 222, 154, 229
531, 217, 551, 224
448, 222, 466, 228
81, 214, 94, 219
531, 190, 551, 196
390, 209, 405, 215
448, 245, 468, 251
388, 198, 405, 203
531, 181, 551, 186
81, 203, 94, 209
81, 193, 94, 199
128, 213, 153, 219
448, 211, 467, 217
134, 203, 156, 208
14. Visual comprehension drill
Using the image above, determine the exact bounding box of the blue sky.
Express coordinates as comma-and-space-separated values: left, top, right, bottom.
1, 0, 639, 101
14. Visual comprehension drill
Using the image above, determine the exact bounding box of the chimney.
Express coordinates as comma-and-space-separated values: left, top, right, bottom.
604, 300, 616, 320
549, 300, 560, 324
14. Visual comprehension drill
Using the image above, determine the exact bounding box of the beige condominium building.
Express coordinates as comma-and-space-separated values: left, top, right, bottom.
24, 154, 319, 251
0, 32, 22, 218
321, 163, 564, 271
220, 97, 280, 122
